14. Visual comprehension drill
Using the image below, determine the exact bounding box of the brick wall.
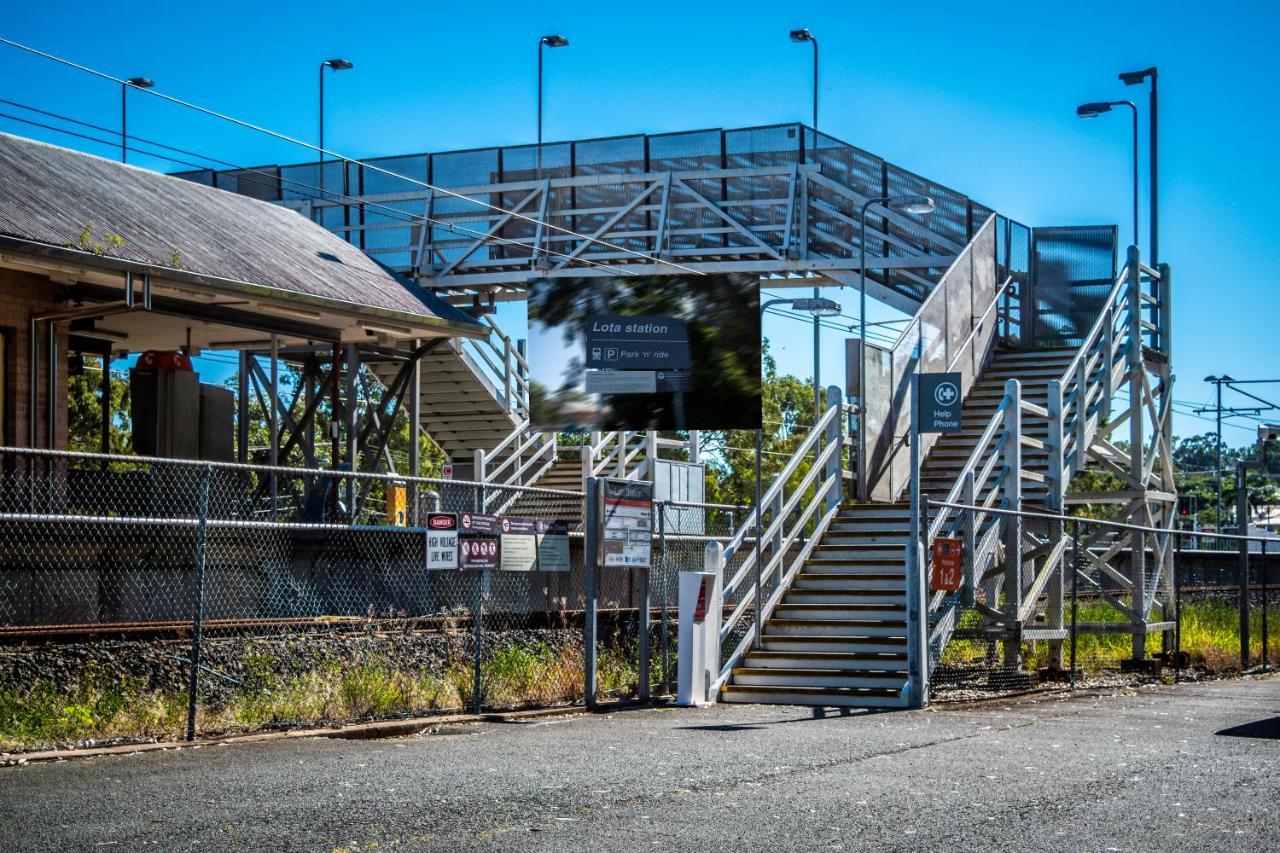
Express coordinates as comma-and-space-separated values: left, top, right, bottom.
0, 266, 70, 449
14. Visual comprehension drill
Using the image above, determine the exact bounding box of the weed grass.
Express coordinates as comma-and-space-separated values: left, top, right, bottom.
0, 638, 640, 752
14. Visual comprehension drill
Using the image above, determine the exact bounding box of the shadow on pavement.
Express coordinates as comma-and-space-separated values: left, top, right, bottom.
1215, 716, 1280, 739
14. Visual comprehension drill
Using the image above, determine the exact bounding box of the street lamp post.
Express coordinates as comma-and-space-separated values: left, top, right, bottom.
856, 194, 936, 502
319, 58, 354, 195
790, 28, 821, 420
121, 77, 154, 163
537, 35, 569, 173
1076, 100, 1140, 247
1120, 67, 1158, 266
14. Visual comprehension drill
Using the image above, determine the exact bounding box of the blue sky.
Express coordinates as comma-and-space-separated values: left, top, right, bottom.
2, 0, 1277, 442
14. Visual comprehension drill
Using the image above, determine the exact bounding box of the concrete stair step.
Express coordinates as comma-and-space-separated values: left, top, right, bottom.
774, 603, 904, 620
719, 684, 907, 708
760, 635, 907, 654
730, 668, 909, 690
742, 650, 908, 672
803, 560, 906, 574
765, 618, 907, 638
792, 572, 904, 590
784, 590, 906, 606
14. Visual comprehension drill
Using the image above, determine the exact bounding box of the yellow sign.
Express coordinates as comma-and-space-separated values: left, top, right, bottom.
386, 484, 408, 527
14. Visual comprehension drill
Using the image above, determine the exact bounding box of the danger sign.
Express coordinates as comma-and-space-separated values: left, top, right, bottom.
930, 537, 963, 591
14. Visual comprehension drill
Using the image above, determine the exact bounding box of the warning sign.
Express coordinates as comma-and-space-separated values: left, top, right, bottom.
930, 537, 964, 591
425, 512, 458, 570
460, 512, 499, 570
499, 516, 538, 572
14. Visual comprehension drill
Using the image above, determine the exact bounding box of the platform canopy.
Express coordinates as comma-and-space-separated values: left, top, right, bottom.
0, 132, 485, 352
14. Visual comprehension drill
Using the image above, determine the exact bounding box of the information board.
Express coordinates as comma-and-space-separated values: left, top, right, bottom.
425, 512, 458, 570
601, 478, 654, 568
536, 519, 571, 573
499, 516, 539, 571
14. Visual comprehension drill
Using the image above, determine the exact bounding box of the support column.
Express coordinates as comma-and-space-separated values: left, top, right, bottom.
1001, 379, 1023, 667
1125, 245, 1147, 660
409, 339, 422, 524
236, 351, 249, 465
344, 343, 359, 514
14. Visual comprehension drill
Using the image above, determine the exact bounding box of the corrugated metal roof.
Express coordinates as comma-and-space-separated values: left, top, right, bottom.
0, 132, 481, 332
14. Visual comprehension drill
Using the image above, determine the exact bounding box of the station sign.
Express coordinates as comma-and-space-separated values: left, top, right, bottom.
425, 512, 458, 570
600, 478, 654, 568
918, 372, 964, 434
584, 314, 690, 370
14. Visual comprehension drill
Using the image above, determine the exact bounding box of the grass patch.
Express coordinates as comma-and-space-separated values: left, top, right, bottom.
939, 599, 1280, 672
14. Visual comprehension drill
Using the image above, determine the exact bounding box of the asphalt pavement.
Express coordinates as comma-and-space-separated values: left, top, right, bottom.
2, 677, 1277, 852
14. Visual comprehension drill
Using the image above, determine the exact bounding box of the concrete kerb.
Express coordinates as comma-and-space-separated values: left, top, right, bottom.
0, 703, 589, 767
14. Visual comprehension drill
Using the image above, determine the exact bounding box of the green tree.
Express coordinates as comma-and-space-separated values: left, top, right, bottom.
67, 356, 131, 453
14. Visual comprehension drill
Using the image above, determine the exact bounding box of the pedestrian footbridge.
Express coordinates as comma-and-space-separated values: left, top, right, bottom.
190, 123, 1174, 709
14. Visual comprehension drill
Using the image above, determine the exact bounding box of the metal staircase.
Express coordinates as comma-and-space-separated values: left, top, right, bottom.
721, 504, 910, 707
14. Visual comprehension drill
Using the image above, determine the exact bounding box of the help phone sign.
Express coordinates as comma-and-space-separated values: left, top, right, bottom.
930, 537, 964, 592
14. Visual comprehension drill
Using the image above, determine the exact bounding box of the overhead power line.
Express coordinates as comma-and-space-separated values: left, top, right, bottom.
0, 36, 704, 277
0, 103, 630, 279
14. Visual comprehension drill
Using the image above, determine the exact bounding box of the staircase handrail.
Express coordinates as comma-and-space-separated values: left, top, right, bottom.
713, 388, 845, 690
475, 422, 557, 488
457, 313, 531, 417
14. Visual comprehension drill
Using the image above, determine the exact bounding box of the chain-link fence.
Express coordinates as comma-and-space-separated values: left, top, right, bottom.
926, 500, 1277, 701
0, 447, 757, 751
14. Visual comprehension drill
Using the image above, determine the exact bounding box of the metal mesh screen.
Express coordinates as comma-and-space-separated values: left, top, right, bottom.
1027, 225, 1118, 347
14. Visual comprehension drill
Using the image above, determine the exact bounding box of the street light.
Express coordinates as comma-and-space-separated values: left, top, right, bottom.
856, 194, 935, 500
788, 28, 818, 131
537, 34, 570, 173
319, 58, 354, 195
1077, 100, 1140, 247
1120, 66, 1158, 265
121, 77, 153, 163
789, 27, 822, 421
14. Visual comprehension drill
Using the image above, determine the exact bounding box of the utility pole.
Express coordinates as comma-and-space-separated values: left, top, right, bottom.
1197, 375, 1272, 533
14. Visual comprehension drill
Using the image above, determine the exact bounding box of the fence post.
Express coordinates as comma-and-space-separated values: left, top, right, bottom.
1069, 517, 1079, 689
1237, 463, 1250, 670
658, 501, 670, 693
1174, 530, 1182, 683
584, 476, 599, 709
1263, 538, 1270, 671
638, 502, 651, 701
961, 472, 976, 608
185, 463, 212, 741
471, 482, 486, 714
753, 428, 763, 650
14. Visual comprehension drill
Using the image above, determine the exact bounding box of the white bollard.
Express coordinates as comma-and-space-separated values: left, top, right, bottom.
676, 542, 724, 706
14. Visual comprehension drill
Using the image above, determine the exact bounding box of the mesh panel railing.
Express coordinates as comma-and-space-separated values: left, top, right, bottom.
862, 216, 1006, 502
923, 500, 1276, 701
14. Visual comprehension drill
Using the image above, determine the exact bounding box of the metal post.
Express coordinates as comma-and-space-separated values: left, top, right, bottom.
120, 82, 127, 163
906, 373, 927, 707
185, 463, 211, 741
1126, 245, 1146, 660
639, 561, 650, 701
472, 482, 486, 714
584, 476, 599, 708
345, 343, 359, 516
1070, 518, 1079, 688
236, 351, 249, 464
1262, 538, 1269, 670
1174, 530, 1182, 682
658, 501, 670, 693
269, 335, 279, 517
409, 339, 421, 523
1002, 379, 1023, 667
1238, 462, 1250, 669
753, 428, 763, 649
99, 348, 112, 458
